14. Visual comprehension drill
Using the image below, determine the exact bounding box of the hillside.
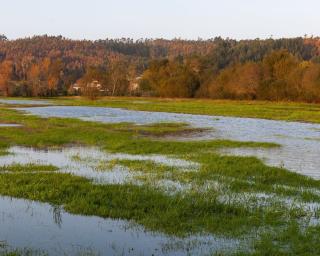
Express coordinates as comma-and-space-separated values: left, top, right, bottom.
1, 35, 320, 102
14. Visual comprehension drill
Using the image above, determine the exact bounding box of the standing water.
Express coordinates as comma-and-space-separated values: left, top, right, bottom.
17, 106, 320, 179
0, 196, 238, 256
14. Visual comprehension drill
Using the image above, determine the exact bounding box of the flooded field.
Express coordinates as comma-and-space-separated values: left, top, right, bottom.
18, 105, 320, 178
1, 99, 320, 255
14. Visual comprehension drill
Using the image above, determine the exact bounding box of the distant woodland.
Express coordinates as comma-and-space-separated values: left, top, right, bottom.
1, 35, 320, 102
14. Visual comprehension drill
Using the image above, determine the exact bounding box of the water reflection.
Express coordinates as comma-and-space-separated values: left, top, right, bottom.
52, 206, 62, 228
0, 196, 239, 256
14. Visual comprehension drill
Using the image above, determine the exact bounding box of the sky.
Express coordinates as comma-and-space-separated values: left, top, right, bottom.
1, 0, 319, 40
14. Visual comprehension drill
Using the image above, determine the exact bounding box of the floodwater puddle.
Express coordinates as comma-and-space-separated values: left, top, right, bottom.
16, 105, 320, 179
0, 196, 239, 256
0, 146, 198, 184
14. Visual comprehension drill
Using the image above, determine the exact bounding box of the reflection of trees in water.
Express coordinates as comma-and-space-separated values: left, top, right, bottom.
52, 206, 62, 228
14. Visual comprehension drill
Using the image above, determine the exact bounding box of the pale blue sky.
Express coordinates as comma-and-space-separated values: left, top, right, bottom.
1, 0, 319, 40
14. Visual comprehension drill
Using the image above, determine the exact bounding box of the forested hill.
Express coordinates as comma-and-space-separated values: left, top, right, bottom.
0, 35, 216, 64
1, 35, 320, 102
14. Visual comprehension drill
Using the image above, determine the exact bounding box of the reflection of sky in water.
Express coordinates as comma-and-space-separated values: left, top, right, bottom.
0, 196, 238, 256
17, 106, 320, 179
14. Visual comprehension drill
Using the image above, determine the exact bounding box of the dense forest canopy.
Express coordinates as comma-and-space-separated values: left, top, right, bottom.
1, 35, 320, 102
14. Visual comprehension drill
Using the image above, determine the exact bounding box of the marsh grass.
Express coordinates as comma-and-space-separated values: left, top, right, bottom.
0, 151, 8, 156
124, 122, 211, 138
0, 164, 58, 173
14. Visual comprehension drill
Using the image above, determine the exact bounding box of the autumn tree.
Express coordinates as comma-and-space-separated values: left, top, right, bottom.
0, 61, 13, 96
141, 59, 200, 98
300, 62, 320, 102
258, 50, 300, 100
107, 60, 130, 96
27, 63, 44, 96
207, 62, 261, 100
46, 59, 63, 96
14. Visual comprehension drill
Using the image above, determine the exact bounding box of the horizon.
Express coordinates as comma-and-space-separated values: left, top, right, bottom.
2, 0, 320, 40
1, 34, 318, 42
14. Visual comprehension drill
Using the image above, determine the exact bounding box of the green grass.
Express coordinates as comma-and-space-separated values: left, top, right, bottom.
233, 223, 320, 256
0, 150, 8, 156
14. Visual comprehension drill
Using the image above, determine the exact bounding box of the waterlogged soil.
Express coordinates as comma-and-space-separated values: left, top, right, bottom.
0, 146, 198, 184
18, 106, 320, 179
0, 196, 238, 256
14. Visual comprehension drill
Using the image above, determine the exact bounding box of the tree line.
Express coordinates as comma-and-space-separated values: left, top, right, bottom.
1, 35, 320, 102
